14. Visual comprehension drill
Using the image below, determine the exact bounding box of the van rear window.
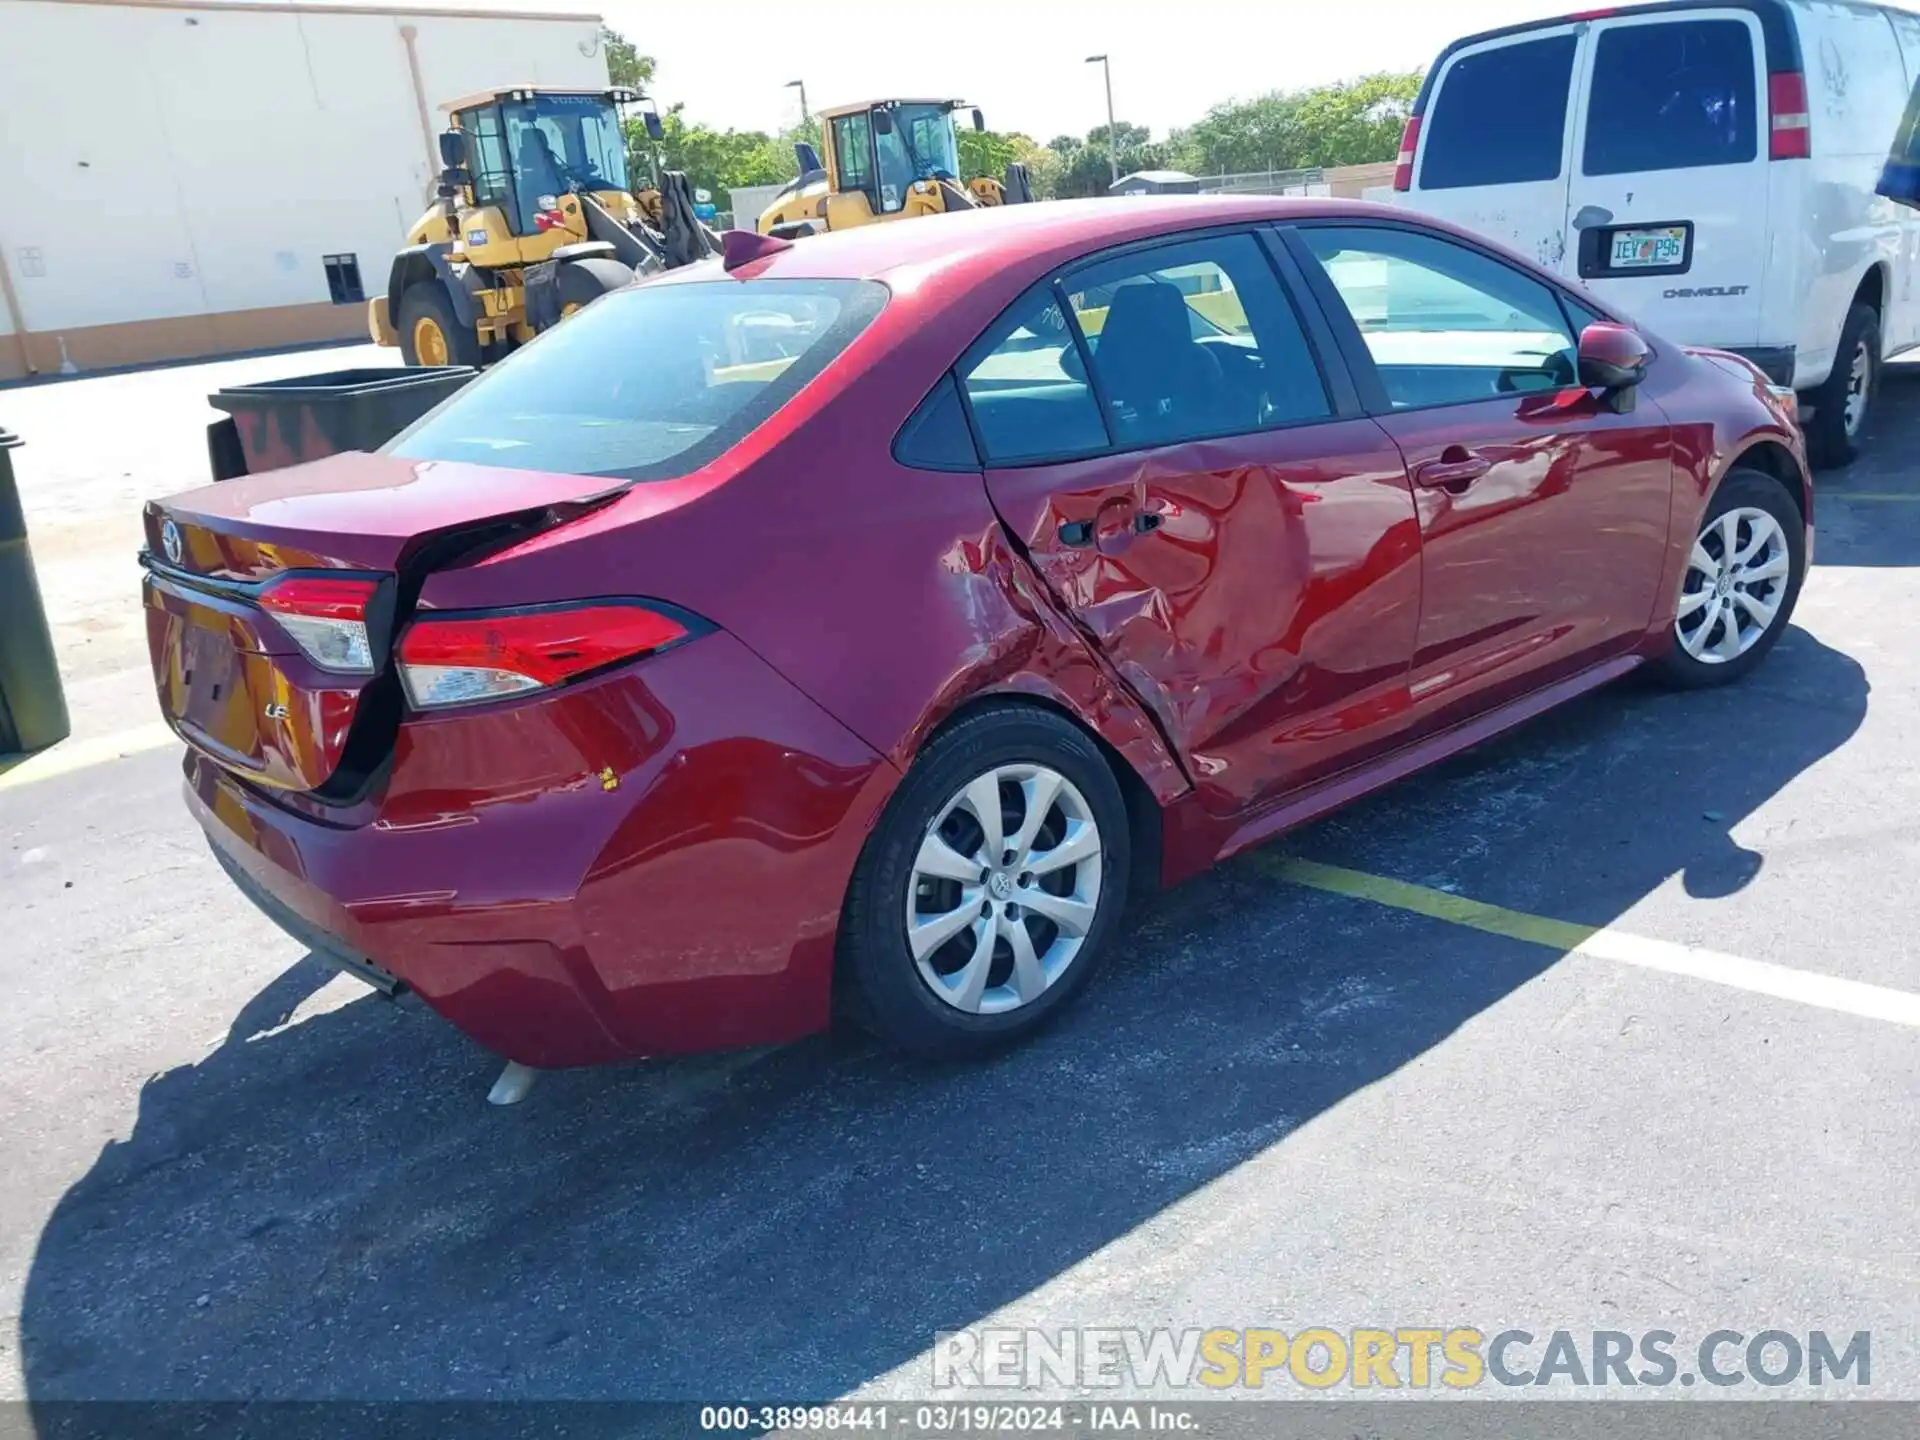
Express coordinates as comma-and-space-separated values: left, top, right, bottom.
1585, 20, 1757, 176
1421, 34, 1578, 190
386, 278, 886, 482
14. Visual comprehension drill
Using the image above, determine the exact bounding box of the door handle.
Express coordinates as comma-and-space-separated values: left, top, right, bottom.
1413, 450, 1492, 491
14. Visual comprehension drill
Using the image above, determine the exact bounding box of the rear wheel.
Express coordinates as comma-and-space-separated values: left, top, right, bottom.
838, 706, 1131, 1057
396, 283, 481, 368
1802, 302, 1879, 469
1653, 467, 1804, 688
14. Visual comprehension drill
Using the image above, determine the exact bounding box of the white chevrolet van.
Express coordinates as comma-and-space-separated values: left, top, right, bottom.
1393, 0, 1920, 466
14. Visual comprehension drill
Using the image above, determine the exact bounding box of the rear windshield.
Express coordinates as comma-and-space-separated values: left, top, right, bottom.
1584, 19, 1757, 176
1421, 34, 1578, 190
386, 277, 887, 481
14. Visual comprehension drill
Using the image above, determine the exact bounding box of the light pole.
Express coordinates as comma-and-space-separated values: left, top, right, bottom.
785, 78, 809, 136
1086, 54, 1118, 186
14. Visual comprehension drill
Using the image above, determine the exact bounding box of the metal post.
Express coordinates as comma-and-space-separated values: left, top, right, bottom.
786, 78, 809, 136
1087, 55, 1118, 185
0, 429, 70, 755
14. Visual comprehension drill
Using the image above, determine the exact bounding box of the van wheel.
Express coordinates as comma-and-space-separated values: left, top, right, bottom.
1802, 303, 1879, 469
1653, 467, 1805, 689
837, 706, 1131, 1057
396, 283, 481, 369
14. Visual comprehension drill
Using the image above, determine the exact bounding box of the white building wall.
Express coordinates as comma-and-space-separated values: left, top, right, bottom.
0, 1, 606, 339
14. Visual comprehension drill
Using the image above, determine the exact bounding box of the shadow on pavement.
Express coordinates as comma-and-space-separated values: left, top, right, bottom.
19, 632, 1867, 1405
1813, 364, 1920, 568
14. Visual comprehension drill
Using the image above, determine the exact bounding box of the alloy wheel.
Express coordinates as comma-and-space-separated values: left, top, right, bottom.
906, 763, 1104, 1015
1676, 506, 1791, 664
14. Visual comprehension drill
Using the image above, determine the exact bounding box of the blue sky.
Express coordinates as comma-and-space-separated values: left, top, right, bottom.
302, 0, 1920, 143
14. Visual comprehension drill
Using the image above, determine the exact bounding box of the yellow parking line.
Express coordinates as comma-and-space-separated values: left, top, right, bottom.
0, 722, 179, 794
1265, 856, 1920, 1028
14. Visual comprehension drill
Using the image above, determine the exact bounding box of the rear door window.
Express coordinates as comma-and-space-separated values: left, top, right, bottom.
1584, 19, 1758, 175
387, 278, 886, 481
1061, 233, 1330, 447
1421, 34, 1579, 190
960, 287, 1108, 464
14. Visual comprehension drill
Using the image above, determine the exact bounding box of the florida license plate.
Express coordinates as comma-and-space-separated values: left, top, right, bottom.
1609, 226, 1687, 270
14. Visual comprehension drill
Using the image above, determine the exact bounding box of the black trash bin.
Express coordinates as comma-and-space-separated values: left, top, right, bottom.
206, 365, 476, 481
0, 428, 71, 755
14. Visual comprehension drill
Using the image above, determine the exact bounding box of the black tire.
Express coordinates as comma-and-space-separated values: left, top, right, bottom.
1652, 467, 1805, 689
1802, 302, 1879, 469
838, 705, 1132, 1057
554, 257, 636, 317
395, 282, 482, 368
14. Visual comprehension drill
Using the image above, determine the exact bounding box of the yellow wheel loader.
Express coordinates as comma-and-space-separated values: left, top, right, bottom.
755, 99, 1033, 239
369, 85, 720, 367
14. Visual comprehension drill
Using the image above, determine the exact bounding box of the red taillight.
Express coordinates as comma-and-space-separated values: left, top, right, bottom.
1393, 114, 1422, 191
1769, 71, 1811, 160
396, 602, 694, 711
532, 208, 568, 232
259, 574, 382, 674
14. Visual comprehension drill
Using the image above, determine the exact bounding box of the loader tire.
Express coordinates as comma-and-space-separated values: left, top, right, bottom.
554, 258, 636, 321
396, 283, 481, 368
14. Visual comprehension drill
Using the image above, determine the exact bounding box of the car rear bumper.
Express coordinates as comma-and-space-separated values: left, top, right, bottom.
187, 630, 898, 1068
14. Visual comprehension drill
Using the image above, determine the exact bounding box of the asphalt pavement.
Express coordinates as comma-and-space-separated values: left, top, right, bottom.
1, 352, 1917, 1419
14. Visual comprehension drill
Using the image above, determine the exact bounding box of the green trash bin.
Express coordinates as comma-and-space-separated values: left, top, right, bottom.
0, 427, 71, 755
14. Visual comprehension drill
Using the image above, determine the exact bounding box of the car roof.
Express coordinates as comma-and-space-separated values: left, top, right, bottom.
666, 196, 1392, 290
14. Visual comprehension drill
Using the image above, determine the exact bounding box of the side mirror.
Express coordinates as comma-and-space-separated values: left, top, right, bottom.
1577, 321, 1650, 409
642, 106, 666, 143
437, 129, 465, 169
872, 107, 895, 137
972, 108, 986, 132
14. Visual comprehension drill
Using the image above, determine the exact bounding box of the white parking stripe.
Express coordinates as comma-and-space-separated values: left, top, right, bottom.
1271, 857, 1920, 1029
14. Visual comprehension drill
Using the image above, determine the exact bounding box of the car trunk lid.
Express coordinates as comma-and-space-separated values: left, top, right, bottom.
143, 451, 622, 795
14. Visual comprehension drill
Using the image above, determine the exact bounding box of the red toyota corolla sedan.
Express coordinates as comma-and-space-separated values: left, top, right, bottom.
142, 197, 1810, 1067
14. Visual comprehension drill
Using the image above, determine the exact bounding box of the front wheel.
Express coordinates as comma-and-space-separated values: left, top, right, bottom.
552, 257, 635, 323
396, 283, 481, 368
838, 706, 1132, 1057
1653, 467, 1805, 688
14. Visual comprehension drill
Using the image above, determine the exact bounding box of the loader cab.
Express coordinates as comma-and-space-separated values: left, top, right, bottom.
445, 87, 647, 245
822, 99, 979, 220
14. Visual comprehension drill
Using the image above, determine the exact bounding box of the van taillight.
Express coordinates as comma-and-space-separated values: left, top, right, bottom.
396, 601, 699, 711
1393, 114, 1422, 191
1769, 71, 1811, 160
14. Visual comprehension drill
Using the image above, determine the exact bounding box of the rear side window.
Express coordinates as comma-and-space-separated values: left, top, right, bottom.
1584, 20, 1757, 176
1421, 34, 1578, 190
960, 287, 1108, 464
387, 278, 886, 482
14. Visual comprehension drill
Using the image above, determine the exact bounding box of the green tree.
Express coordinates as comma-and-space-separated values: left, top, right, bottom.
1178, 71, 1420, 176
627, 106, 795, 201
600, 27, 654, 90
958, 128, 1020, 183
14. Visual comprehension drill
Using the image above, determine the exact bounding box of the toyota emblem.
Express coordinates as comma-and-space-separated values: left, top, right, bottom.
161, 519, 182, 566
